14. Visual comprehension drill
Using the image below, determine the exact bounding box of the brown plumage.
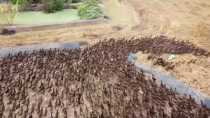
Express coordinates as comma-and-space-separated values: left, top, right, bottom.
0, 37, 210, 118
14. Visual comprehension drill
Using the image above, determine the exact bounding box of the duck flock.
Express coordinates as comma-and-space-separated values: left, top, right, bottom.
0, 36, 210, 118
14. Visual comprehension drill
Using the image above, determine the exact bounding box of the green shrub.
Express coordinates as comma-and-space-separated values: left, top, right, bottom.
11, 0, 28, 5
11, 0, 23, 4
54, 0, 65, 11
11, 0, 34, 10
72, 0, 83, 3
43, 0, 65, 13
78, 0, 102, 19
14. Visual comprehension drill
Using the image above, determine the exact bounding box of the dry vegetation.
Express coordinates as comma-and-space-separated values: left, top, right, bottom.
129, 0, 210, 51
0, 23, 119, 47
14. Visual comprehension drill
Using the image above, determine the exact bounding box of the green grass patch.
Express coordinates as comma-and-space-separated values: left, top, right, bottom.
14, 9, 80, 25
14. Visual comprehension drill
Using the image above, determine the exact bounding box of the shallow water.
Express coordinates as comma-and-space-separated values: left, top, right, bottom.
14, 9, 80, 25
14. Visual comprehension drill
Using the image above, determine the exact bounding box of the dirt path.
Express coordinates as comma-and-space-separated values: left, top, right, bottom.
0, 24, 119, 47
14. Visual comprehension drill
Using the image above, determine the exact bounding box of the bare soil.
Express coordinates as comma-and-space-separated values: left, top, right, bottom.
129, 0, 210, 51
136, 52, 210, 96
0, 24, 120, 47
1, 39, 210, 118
127, 0, 210, 98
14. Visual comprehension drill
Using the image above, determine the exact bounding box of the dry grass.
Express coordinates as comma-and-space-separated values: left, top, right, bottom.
0, 3, 18, 25
129, 0, 210, 51
136, 52, 210, 96
1, 0, 210, 52
0, 23, 118, 47
191, 22, 210, 50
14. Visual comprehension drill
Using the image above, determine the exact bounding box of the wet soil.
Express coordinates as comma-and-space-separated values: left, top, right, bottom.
0, 37, 210, 118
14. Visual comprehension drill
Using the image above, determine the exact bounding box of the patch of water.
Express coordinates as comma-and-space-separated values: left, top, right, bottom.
14, 9, 80, 25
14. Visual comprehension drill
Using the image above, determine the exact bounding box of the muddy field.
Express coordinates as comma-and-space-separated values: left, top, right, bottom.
0, 37, 210, 118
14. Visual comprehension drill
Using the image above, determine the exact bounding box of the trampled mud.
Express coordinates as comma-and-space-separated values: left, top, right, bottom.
0, 37, 210, 118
